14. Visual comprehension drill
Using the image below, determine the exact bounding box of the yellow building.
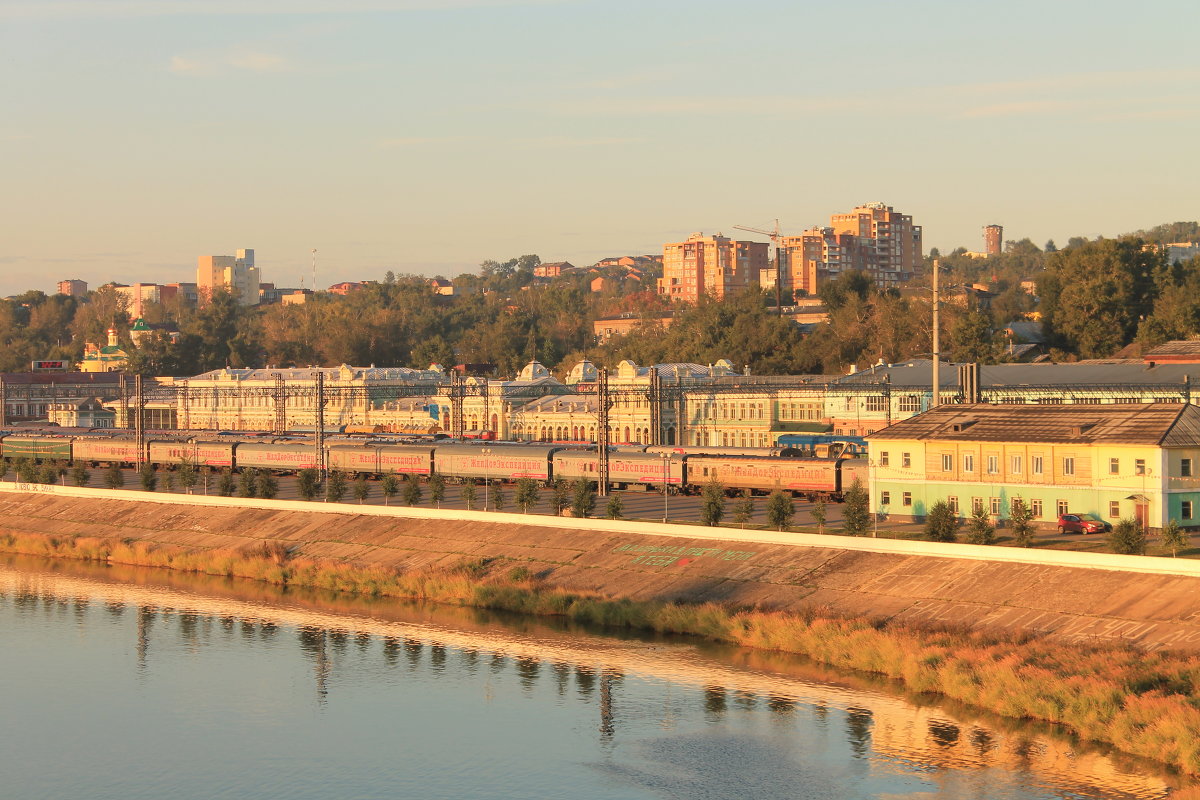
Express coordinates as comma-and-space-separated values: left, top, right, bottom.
658, 233, 767, 303
78, 328, 129, 373
868, 403, 1200, 530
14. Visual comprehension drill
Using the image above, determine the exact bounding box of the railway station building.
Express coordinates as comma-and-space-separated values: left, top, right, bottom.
867, 403, 1200, 531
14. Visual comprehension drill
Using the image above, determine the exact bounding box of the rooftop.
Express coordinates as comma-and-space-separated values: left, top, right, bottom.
868, 403, 1200, 447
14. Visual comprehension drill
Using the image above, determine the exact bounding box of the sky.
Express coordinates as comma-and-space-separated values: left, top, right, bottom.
2, 0, 1198, 295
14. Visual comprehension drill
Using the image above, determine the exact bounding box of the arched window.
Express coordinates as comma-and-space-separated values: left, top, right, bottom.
624, 426, 631, 442
491, 413, 498, 432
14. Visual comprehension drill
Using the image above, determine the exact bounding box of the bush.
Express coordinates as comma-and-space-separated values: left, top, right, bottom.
605, 494, 624, 520
1107, 518, 1146, 555
381, 474, 400, 505
1162, 518, 1189, 557
700, 478, 726, 526
402, 476, 422, 507
571, 479, 595, 518
353, 475, 371, 504
551, 478, 570, 515
1009, 499, 1036, 547
177, 460, 198, 494
104, 462, 124, 489
325, 469, 347, 502
139, 464, 158, 492
297, 468, 320, 501
965, 504, 996, 545
924, 501, 957, 543
842, 478, 869, 536
490, 482, 505, 511
217, 468, 235, 497
429, 474, 446, 507
515, 477, 539, 513
257, 472, 279, 499
70, 462, 90, 488
766, 490, 795, 532
238, 468, 258, 498
733, 491, 754, 528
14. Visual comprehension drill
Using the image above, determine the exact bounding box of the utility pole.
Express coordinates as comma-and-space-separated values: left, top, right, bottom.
315, 370, 326, 478
597, 367, 610, 497
272, 373, 286, 434
931, 258, 941, 409
648, 367, 662, 446
134, 374, 145, 467
312, 248, 318, 294
0, 376, 7, 428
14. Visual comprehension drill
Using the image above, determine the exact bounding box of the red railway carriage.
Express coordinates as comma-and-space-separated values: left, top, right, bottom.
234, 442, 319, 472
73, 438, 142, 466
685, 456, 841, 497
148, 441, 235, 468
553, 450, 684, 489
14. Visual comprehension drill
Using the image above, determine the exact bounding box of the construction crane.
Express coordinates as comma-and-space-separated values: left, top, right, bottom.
733, 219, 785, 314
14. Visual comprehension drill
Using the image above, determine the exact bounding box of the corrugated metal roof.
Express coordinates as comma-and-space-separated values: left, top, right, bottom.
837, 360, 1200, 389
867, 403, 1200, 447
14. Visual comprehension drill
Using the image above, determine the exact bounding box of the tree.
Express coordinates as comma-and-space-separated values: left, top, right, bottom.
104, 462, 124, 490
1161, 518, 1189, 557
326, 469, 347, 502
381, 474, 400, 505
924, 501, 957, 543
1009, 499, 1036, 547
515, 477, 539, 513
139, 463, 158, 492
605, 493, 624, 520
491, 481, 506, 511
811, 498, 827, 534
700, 478, 726, 526
217, 468, 235, 496
238, 468, 258, 498
766, 490, 795, 531
257, 472, 279, 499
842, 478, 870, 536
353, 475, 371, 504
402, 475, 422, 506
551, 478, 570, 515
965, 504, 996, 545
1108, 518, 1147, 555
176, 460, 197, 494
733, 491, 754, 528
461, 481, 476, 510
297, 468, 320, 501
571, 479, 596, 518
70, 462, 90, 488
164, 470, 176, 492
429, 473, 446, 507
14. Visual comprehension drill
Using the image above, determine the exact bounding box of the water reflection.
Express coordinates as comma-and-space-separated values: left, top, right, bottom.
0, 555, 1194, 800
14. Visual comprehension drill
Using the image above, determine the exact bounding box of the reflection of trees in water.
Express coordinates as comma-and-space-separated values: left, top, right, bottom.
178, 611, 200, 647
240, 619, 257, 640
105, 601, 125, 618
459, 648, 479, 673
490, 653, 506, 674
430, 644, 447, 672
516, 656, 540, 691
137, 605, 157, 671
355, 632, 371, 653
405, 638, 423, 669
704, 686, 727, 716
733, 690, 756, 711
382, 636, 401, 666
767, 694, 796, 715
575, 665, 596, 696
599, 668, 616, 737
970, 727, 996, 761
73, 597, 89, 625
928, 719, 961, 748
552, 661, 571, 696
845, 706, 873, 758
329, 630, 348, 654
260, 622, 278, 641
297, 626, 330, 703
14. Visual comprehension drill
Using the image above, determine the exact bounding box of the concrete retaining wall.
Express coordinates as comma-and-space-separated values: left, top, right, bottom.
3, 483, 1200, 651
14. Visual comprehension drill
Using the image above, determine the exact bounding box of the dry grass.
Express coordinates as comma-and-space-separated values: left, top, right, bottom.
6, 528, 1200, 774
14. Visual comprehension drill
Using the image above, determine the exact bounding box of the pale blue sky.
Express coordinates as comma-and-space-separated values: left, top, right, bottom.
2, 0, 1197, 295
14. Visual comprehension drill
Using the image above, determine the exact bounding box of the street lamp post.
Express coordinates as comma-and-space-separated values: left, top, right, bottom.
660, 453, 670, 523
481, 447, 491, 511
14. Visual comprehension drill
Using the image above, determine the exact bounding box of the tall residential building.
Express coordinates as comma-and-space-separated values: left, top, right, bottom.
829, 202, 923, 287
112, 282, 161, 319
657, 233, 767, 303
197, 248, 259, 305
57, 279, 87, 297
778, 227, 872, 297
983, 224, 1003, 256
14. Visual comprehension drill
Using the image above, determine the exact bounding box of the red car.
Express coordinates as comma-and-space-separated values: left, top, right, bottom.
1057, 513, 1112, 535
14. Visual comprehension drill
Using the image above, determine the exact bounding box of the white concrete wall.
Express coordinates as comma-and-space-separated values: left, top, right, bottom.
3, 481, 1198, 578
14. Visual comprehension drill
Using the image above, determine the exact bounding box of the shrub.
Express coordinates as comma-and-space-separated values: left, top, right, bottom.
732, 491, 754, 528
842, 478, 869, 536
177, 460, 198, 494
551, 478, 570, 515
700, 478, 726, 526
605, 493, 624, 520
104, 462, 124, 489
257, 472, 279, 499
325, 469, 347, 502
217, 468, 235, 497
766, 490, 795, 531
490, 482, 505, 511
515, 477, 539, 513
571, 479, 595, 518
402, 476, 422, 507
70, 462, 90, 488
238, 468, 258, 498
965, 504, 996, 545
297, 468, 320, 501
381, 474, 400, 505
924, 501, 957, 543
1108, 518, 1146, 555
353, 476, 371, 504
1161, 518, 1189, 557
1009, 499, 1036, 547
139, 464, 158, 492
429, 474, 446, 507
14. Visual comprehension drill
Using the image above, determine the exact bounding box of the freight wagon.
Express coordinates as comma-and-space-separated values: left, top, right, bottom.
0, 435, 73, 462
686, 455, 845, 499
148, 441, 236, 468
235, 442, 320, 472
432, 444, 562, 482
377, 445, 435, 476
553, 450, 684, 490
73, 438, 142, 465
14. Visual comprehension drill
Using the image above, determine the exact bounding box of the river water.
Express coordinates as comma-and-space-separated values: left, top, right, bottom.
0, 555, 1191, 800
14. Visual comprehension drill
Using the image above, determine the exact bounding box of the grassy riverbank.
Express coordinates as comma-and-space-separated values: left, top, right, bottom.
6, 528, 1200, 776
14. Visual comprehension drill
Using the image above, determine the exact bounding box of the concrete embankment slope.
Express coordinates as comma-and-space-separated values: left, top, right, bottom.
3, 484, 1200, 652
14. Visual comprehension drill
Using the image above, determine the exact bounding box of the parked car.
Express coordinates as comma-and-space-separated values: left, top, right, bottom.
1057, 513, 1112, 535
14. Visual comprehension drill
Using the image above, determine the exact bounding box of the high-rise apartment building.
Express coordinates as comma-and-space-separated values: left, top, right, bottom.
778, 228, 873, 296
657, 233, 767, 303
197, 248, 260, 305
983, 224, 1003, 256
829, 202, 922, 287
57, 279, 87, 297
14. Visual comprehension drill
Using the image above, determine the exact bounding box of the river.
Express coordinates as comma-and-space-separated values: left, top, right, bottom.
0, 555, 1191, 799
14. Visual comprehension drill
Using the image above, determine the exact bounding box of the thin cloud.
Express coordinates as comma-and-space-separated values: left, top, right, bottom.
0, 0, 567, 18
516, 136, 644, 147
170, 50, 293, 76
377, 135, 479, 147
